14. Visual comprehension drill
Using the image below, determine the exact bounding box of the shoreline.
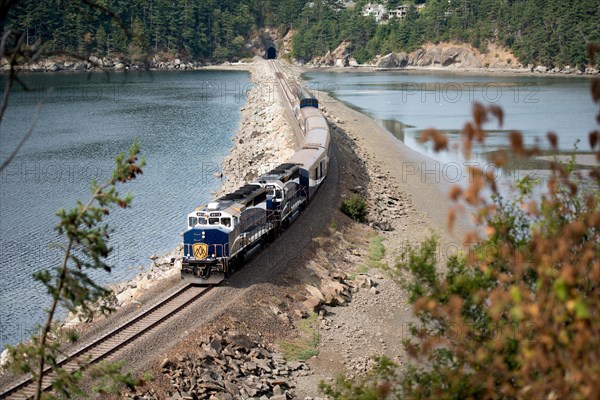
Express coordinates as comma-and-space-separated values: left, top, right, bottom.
4, 57, 598, 80
300, 64, 599, 79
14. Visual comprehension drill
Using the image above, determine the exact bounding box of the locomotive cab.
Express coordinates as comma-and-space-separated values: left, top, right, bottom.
182, 185, 273, 284
254, 163, 306, 226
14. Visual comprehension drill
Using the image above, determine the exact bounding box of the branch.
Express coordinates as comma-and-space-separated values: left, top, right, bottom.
32, 173, 133, 399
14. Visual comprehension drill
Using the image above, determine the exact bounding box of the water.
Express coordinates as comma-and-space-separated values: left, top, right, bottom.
0, 70, 249, 346
304, 71, 598, 164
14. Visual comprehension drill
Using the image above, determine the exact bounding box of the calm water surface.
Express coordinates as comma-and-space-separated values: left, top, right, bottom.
304, 71, 598, 164
0, 70, 249, 346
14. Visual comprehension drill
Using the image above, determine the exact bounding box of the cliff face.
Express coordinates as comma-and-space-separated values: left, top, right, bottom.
309, 41, 522, 70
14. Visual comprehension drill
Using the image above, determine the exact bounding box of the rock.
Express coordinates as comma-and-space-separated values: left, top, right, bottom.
114, 62, 126, 71
349, 58, 359, 67
0, 348, 9, 367
305, 285, 324, 301
369, 287, 380, 295
209, 337, 223, 354
535, 65, 548, 73
116, 288, 133, 305
303, 295, 322, 312
89, 55, 102, 67
396, 52, 409, 68
321, 281, 348, 305
224, 381, 240, 396
335, 55, 350, 68
376, 53, 399, 68
372, 221, 393, 231
287, 361, 303, 371
585, 67, 599, 75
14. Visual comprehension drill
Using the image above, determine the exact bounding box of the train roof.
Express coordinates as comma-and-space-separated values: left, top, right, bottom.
288, 147, 327, 169
256, 163, 300, 184
304, 128, 330, 150
300, 106, 323, 117
196, 184, 267, 214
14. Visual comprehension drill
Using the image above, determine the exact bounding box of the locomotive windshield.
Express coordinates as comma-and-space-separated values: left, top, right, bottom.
266, 185, 283, 199
222, 217, 231, 227
209, 217, 220, 225
189, 217, 197, 227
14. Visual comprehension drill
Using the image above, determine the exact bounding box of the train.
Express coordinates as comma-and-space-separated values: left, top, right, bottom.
179, 67, 330, 284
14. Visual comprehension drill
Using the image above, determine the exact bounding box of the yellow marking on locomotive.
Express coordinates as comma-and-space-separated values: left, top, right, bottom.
192, 243, 209, 259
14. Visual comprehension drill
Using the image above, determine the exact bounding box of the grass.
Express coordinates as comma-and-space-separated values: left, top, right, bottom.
366, 235, 387, 269
277, 312, 320, 361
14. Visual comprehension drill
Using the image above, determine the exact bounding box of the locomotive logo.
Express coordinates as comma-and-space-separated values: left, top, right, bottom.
192, 243, 209, 259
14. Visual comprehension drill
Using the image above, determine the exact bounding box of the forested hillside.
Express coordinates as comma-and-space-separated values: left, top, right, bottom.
292, 0, 600, 67
3, 0, 305, 62
2, 0, 600, 67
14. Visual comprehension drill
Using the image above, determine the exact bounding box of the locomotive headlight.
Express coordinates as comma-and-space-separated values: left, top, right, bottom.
202, 231, 206, 239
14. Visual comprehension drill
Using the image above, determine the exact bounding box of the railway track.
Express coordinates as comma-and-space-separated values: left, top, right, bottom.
0, 284, 211, 399
269, 60, 297, 109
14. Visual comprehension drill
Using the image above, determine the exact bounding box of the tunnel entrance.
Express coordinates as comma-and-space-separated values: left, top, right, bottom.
267, 46, 277, 59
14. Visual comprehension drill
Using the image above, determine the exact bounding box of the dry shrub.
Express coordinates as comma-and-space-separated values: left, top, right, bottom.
322, 45, 600, 399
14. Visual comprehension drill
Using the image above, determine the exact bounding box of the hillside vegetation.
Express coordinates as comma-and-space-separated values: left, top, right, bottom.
292, 0, 600, 67
2, 0, 599, 68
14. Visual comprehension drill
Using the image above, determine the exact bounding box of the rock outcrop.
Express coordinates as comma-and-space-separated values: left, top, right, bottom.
304, 40, 600, 75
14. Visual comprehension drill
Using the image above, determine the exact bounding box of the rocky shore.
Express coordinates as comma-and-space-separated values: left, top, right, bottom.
0, 55, 250, 73
305, 41, 600, 76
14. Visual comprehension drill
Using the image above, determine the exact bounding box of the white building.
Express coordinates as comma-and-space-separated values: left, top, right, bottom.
362, 3, 387, 22
388, 5, 410, 19
388, 4, 425, 19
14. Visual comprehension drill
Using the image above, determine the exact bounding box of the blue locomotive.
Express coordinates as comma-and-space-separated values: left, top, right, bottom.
181, 66, 330, 284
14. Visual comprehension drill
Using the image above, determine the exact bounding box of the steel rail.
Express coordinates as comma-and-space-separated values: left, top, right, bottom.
0, 284, 210, 399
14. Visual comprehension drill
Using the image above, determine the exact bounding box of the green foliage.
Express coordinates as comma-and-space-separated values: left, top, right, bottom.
290, 0, 600, 67
366, 235, 386, 269
5, 141, 145, 399
340, 194, 368, 222
278, 312, 320, 361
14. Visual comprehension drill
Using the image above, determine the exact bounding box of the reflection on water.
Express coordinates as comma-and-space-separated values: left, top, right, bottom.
376, 119, 409, 142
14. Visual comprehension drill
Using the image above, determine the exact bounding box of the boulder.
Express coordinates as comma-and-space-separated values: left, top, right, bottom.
114, 62, 126, 71
305, 285, 324, 301
303, 295, 322, 312
321, 281, 348, 305
397, 52, 409, 67
0, 348, 9, 367
335, 55, 350, 67
534, 65, 548, 73
376, 53, 399, 68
